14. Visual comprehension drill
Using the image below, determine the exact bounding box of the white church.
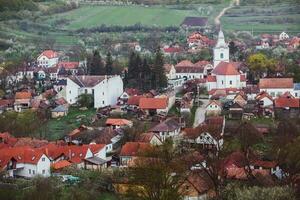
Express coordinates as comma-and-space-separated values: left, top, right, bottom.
206, 30, 246, 94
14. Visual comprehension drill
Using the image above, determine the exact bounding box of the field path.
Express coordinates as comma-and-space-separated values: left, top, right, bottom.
214, 0, 240, 26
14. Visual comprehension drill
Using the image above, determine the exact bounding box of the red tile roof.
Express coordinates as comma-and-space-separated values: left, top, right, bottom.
39, 50, 58, 59
212, 62, 240, 75
255, 91, 273, 101
139, 98, 168, 110
175, 60, 194, 67
127, 95, 143, 106
163, 47, 182, 53
120, 142, 151, 157
57, 62, 79, 70
52, 160, 72, 170
0, 99, 14, 107
194, 60, 210, 67
106, 118, 132, 126
125, 88, 140, 96
137, 132, 161, 143
207, 75, 216, 82
15, 92, 32, 99
274, 97, 300, 108
0, 147, 45, 165
259, 78, 294, 89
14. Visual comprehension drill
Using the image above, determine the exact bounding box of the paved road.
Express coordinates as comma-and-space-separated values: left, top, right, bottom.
193, 99, 209, 128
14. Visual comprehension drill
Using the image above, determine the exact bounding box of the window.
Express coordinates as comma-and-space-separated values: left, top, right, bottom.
29, 169, 31, 174
102, 101, 105, 105
271, 92, 275, 97
92, 89, 94, 96
222, 80, 224, 85
229, 80, 232, 85
42, 170, 45, 174
102, 92, 104, 95
85, 89, 88, 94
69, 90, 71, 94
32, 170, 35, 175
220, 53, 224, 59
295, 93, 298, 97
42, 158, 45, 161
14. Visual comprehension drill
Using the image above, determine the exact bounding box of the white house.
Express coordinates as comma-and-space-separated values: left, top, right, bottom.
213, 30, 229, 67
15, 68, 34, 82
65, 75, 123, 108
206, 100, 222, 116
259, 78, 294, 98
175, 60, 213, 81
0, 147, 51, 178
279, 31, 289, 41
149, 118, 181, 142
37, 50, 59, 68
255, 91, 273, 108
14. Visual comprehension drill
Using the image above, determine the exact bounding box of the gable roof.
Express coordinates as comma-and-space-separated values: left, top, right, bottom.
274, 97, 300, 108
175, 60, 194, 67
106, 118, 132, 126
120, 142, 151, 157
139, 98, 168, 109
68, 75, 106, 87
149, 118, 180, 132
57, 62, 79, 70
212, 62, 240, 75
127, 95, 143, 106
255, 91, 273, 101
259, 78, 294, 89
15, 92, 32, 99
52, 160, 72, 170
206, 100, 221, 108
38, 50, 58, 59
181, 17, 208, 27
137, 132, 161, 143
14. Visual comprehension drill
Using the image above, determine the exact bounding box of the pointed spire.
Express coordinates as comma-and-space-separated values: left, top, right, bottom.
215, 29, 227, 48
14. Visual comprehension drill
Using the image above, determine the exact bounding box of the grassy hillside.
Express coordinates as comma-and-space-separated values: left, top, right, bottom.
46, 5, 203, 29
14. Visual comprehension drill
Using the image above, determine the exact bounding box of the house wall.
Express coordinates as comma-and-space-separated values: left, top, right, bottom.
260, 88, 294, 97
158, 127, 181, 142
260, 97, 273, 107
66, 78, 80, 104
51, 111, 66, 118
216, 75, 241, 89
94, 147, 106, 160
14, 155, 50, 178
176, 73, 204, 80
37, 56, 58, 68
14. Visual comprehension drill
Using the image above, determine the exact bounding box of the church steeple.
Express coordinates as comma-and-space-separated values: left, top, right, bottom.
213, 29, 229, 67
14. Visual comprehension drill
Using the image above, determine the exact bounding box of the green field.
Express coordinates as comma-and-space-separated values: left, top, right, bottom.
46, 5, 202, 29
38, 107, 96, 141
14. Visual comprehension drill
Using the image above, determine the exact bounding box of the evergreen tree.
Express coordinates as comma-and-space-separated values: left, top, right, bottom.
105, 51, 113, 75
88, 50, 104, 75
153, 48, 167, 90
128, 51, 137, 79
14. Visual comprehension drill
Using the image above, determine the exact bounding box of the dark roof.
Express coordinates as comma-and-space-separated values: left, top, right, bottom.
181, 17, 208, 27
149, 118, 180, 132
68, 75, 106, 87
85, 156, 106, 165
52, 105, 68, 112
176, 66, 204, 73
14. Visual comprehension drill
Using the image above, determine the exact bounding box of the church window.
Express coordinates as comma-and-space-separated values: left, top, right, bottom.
222, 80, 224, 85
230, 80, 232, 85
220, 53, 224, 59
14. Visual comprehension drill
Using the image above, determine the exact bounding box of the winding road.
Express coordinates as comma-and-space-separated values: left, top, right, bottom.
214, 0, 240, 26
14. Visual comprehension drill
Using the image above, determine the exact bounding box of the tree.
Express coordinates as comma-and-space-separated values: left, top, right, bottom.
88, 50, 104, 75
77, 94, 94, 108
247, 53, 277, 79
153, 48, 167, 90
124, 140, 186, 200
105, 51, 113, 75
229, 41, 238, 61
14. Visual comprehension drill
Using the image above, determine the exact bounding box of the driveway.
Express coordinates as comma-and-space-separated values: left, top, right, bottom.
193, 99, 209, 128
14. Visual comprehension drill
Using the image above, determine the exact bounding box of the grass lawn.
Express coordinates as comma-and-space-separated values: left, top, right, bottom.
38, 107, 96, 141
46, 5, 201, 29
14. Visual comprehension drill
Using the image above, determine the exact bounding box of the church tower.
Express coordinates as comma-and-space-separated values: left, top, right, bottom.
213, 29, 229, 67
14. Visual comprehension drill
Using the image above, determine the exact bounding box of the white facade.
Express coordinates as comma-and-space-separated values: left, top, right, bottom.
260, 88, 294, 98
279, 32, 289, 40
11, 154, 51, 178
176, 72, 204, 80
213, 30, 229, 67
215, 75, 242, 89
16, 70, 34, 82
66, 75, 123, 108
37, 55, 59, 68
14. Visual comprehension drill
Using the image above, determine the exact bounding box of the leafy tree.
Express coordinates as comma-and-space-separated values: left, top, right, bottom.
105, 51, 113, 75
247, 53, 277, 79
229, 41, 238, 61
77, 94, 94, 108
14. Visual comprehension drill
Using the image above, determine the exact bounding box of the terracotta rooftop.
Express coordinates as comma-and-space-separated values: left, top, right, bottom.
259, 78, 294, 89
127, 95, 143, 106
274, 96, 300, 108
57, 62, 79, 70
207, 75, 216, 82
212, 62, 240, 75
39, 50, 58, 59
15, 92, 32, 99
175, 60, 194, 67
106, 118, 132, 126
120, 142, 151, 157
52, 160, 72, 170
139, 98, 168, 110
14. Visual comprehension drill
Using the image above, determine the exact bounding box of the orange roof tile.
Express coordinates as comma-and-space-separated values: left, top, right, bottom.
52, 160, 72, 170
15, 92, 32, 99
57, 62, 79, 70
139, 98, 168, 109
39, 50, 58, 59
212, 62, 240, 75
274, 97, 300, 108
106, 118, 132, 126
120, 142, 151, 157
207, 75, 216, 82
259, 78, 294, 89
175, 60, 194, 67
127, 95, 143, 106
